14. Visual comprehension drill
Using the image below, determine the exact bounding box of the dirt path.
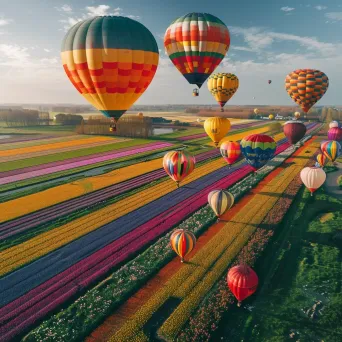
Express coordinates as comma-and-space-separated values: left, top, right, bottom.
324, 162, 342, 198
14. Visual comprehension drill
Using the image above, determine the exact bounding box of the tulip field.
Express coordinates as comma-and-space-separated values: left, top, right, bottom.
0, 119, 336, 342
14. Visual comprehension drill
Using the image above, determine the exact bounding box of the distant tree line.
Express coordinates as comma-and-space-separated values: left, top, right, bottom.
0, 109, 40, 127
54, 113, 83, 125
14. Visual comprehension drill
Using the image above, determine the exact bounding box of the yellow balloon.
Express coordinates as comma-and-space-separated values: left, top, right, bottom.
207, 73, 239, 112
294, 112, 300, 119
204, 117, 231, 147
254, 108, 259, 115
269, 114, 274, 120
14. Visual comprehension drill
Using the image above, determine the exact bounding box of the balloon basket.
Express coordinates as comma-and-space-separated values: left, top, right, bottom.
237, 301, 242, 307
181, 258, 184, 263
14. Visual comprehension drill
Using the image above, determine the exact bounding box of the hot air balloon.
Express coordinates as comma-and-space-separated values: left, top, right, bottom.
164, 13, 230, 95
300, 167, 326, 196
254, 108, 259, 115
207, 73, 239, 112
137, 112, 144, 118
294, 112, 301, 119
204, 117, 231, 147
285, 69, 329, 113
220, 141, 241, 166
61, 16, 159, 132
329, 121, 339, 129
227, 265, 258, 307
327, 127, 342, 142
283, 121, 307, 145
240, 134, 277, 171
197, 118, 202, 123
316, 153, 328, 168
208, 190, 234, 218
170, 229, 196, 263
269, 114, 274, 120
163, 150, 196, 187
268, 80, 272, 84
321, 140, 341, 162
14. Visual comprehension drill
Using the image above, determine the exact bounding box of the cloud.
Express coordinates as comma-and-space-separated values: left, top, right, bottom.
230, 26, 339, 56
0, 17, 13, 26
281, 7, 295, 12
231, 46, 255, 52
0, 44, 30, 66
43, 48, 51, 52
315, 5, 327, 10
59, 5, 140, 31
55, 4, 72, 12
325, 12, 342, 20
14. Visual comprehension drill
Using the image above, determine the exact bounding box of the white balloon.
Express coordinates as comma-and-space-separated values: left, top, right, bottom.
300, 167, 326, 196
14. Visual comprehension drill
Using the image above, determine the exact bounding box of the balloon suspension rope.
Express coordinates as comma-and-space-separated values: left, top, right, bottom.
181, 257, 184, 263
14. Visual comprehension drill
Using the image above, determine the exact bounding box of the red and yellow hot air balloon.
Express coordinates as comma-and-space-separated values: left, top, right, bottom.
300, 166, 326, 196
283, 120, 307, 145
204, 117, 231, 147
163, 150, 196, 187
170, 229, 196, 263
227, 265, 259, 307
285, 69, 329, 113
164, 13, 230, 94
220, 141, 241, 166
207, 73, 239, 112
61, 16, 159, 131
316, 153, 328, 168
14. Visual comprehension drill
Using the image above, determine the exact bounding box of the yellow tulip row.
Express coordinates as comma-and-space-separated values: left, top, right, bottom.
109, 142, 317, 342
0, 158, 229, 276
0, 135, 114, 157
0, 158, 162, 222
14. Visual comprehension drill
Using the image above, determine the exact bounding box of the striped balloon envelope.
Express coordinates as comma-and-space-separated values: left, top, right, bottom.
329, 121, 339, 129
327, 127, 342, 142
207, 73, 239, 111
170, 229, 196, 262
240, 134, 277, 171
164, 13, 230, 89
316, 153, 328, 167
220, 141, 241, 166
283, 120, 307, 145
163, 150, 196, 187
208, 190, 234, 218
321, 140, 341, 162
61, 16, 159, 122
285, 69, 329, 113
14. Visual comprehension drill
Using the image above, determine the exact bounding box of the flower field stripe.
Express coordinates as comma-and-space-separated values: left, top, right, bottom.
0, 139, 124, 163
0, 136, 114, 158
0, 149, 218, 240
109, 141, 318, 342
16, 129, 319, 342
0, 135, 87, 150
0, 138, 151, 173
0, 142, 172, 186
0, 141, 293, 341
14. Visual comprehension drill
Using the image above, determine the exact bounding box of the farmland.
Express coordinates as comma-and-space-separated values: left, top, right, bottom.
0, 117, 339, 342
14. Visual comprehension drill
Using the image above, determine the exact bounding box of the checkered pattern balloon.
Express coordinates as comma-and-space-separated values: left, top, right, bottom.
164, 13, 230, 88
285, 69, 329, 113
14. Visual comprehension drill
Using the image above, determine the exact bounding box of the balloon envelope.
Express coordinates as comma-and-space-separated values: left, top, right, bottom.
300, 167, 326, 195
321, 140, 341, 162
227, 265, 258, 305
207, 73, 239, 109
285, 69, 329, 113
294, 112, 301, 119
204, 117, 231, 147
329, 121, 339, 129
269, 114, 274, 120
254, 108, 259, 114
61, 16, 159, 121
283, 121, 307, 145
327, 127, 342, 142
220, 141, 241, 165
170, 229, 196, 262
208, 190, 234, 217
240, 134, 277, 171
163, 150, 196, 186
164, 13, 230, 88
316, 153, 328, 167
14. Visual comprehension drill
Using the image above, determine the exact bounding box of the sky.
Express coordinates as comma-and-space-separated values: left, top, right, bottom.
0, 0, 341, 107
